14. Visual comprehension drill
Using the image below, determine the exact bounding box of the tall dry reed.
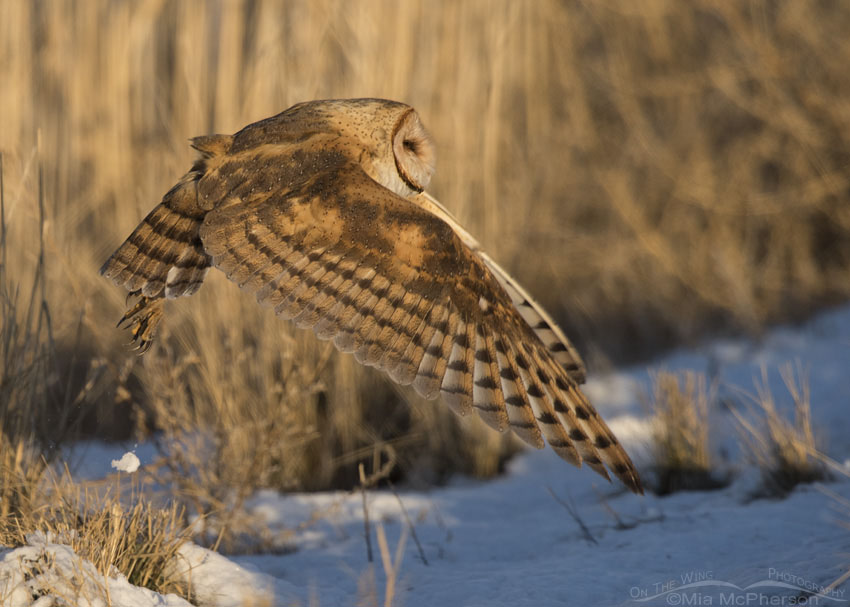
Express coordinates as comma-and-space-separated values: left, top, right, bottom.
1, 0, 849, 493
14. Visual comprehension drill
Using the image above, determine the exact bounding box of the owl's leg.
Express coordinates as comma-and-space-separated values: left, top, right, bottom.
117, 291, 165, 353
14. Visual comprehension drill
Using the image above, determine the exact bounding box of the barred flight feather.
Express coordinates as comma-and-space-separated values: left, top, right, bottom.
440, 320, 476, 417
472, 325, 509, 432
495, 346, 544, 449
386, 295, 435, 385
377, 289, 428, 378
410, 305, 453, 399
313, 261, 367, 340
331, 266, 380, 353
479, 251, 586, 384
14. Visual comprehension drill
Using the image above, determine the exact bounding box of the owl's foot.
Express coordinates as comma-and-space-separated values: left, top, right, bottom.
117, 292, 165, 353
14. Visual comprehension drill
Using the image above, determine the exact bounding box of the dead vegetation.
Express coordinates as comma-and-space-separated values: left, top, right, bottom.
729, 364, 829, 497
0, 172, 191, 598
0, 474, 191, 598
646, 371, 728, 495
2, 2, 847, 602
646, 363, 832, 498
1, 0, 849, 497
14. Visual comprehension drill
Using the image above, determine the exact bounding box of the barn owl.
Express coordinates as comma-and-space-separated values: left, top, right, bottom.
100, 98, 642, 494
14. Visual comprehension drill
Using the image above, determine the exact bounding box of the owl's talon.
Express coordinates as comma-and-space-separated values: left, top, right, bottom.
117, 295, 164, 353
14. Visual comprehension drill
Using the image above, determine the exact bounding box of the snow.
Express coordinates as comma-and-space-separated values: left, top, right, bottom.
14, 304, 850, 606
70, 442, 157, 480
167, 544, 279, 607
0, 534, 191, 607
111, 452, 141, 474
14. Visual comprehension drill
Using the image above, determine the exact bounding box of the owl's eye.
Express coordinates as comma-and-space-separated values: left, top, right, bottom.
403, 139, 417, 153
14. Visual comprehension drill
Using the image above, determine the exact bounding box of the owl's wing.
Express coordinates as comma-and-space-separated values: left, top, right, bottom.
412, 192, 587, 383
198, 164, 641, 493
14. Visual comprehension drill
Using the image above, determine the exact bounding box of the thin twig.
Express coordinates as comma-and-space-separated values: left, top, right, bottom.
0, 152, 5, 281
388, 480, 428, 566
376, 521, 408, 607
592, 485, 631, 530
546, 486, 597, 544
359, 463, 373, 563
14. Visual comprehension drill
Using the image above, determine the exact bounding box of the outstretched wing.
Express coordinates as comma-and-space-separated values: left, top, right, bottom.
198, 157, 641, 493
412, 191, 587, 384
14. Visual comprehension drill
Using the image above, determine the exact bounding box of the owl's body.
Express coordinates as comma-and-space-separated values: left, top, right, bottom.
101, 98, 642, 494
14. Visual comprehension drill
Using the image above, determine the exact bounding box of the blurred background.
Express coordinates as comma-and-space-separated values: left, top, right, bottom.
2, 0, 850, 500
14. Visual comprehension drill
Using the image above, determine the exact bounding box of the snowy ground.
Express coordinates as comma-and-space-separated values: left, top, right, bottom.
3, 305, 850, 606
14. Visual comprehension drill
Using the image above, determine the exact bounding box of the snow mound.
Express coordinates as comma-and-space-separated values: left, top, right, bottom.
0, 534, 189, 607
0, 536, 283, 607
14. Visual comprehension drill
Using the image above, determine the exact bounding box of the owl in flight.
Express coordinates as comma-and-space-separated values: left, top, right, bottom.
100, 98, 642, 494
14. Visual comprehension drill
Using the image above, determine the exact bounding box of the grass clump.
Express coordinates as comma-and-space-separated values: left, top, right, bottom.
0, 156, 192, 599
730, 364, 829, 498
0, 474, 190, 598
647, 371, 728, 495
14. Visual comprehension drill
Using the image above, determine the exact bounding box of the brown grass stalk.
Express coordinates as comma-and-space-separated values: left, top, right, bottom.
0, 466, 191, 598
1, 0, 849, 499
647, 370, 727, 494
730, 363, 828, 497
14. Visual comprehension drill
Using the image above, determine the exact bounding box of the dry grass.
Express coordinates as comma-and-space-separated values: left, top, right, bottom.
0, 165, 191, 598
646, 371, 727, 494
0, 152, 98, 521
2, 0, 850, 497
357, 522, 409, 607
0, 473, 190, 598
730, 364, 829, 497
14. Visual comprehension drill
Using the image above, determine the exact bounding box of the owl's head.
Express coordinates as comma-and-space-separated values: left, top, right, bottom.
286, 98, 437, 198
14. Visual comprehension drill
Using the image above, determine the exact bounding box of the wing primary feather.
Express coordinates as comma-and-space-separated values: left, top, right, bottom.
478, 250, 586, 384
495, 340, 544, 449
440, 319, 474, 416
514, 343, 581, 467
533, 345, 643, 493
410, 303, 452, 399
117, 206, 195, 296
354, 269, 414, 366
471, 324, 508, 431
386, 293, 437, 385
